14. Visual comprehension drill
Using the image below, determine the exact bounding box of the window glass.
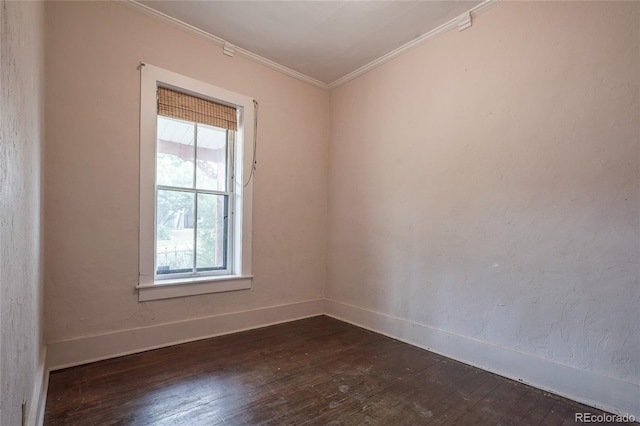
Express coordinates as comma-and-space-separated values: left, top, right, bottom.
156, 116, 195, 188
196, 193, 228, 271
156, 189, 195, 274
196, 124, 228, 191
155, 114, 232, 277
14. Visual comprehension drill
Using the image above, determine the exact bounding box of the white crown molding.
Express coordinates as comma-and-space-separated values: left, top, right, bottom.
327, 0, 501, 89
121, 0, 500, 90
120, 1, 330, 89
233, 44, 328, 89
120, 1, 225, 45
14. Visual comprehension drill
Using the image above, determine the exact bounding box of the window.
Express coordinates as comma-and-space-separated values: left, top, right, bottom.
138, 64, 254, 301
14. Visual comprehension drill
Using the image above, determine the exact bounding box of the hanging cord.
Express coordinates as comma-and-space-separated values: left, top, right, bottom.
242, 99, 258, 187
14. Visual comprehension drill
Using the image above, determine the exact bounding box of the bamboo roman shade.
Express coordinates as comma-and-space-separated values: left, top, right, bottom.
157, 86, 237, 131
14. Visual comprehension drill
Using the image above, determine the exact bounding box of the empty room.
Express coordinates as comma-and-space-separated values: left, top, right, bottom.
1, 0, 638, 424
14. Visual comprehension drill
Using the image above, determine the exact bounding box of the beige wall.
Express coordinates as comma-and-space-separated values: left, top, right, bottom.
42, 0, 639, 415
0, 0, 45, 424
329, 0, 638, 390
44, 1, 328, 342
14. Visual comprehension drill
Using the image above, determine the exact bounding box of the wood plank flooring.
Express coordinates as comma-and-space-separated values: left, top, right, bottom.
45, 316, 634, 425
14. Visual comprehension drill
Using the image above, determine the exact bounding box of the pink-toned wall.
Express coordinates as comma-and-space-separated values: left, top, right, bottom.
42, 0, 639, 416
0, 0, 45, 424
327, 1, 638, 415
44, 1, 328, 343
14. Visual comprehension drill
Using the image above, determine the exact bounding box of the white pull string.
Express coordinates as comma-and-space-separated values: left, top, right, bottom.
242, 100, 258, 188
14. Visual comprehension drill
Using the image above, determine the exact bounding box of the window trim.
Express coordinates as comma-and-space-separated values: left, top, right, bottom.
138, 63, 253, 301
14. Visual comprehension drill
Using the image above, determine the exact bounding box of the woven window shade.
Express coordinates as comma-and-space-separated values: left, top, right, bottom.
157, 87, 237, 131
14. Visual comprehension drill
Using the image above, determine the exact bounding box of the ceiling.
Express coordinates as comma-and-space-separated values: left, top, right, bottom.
136, 1, 483, 86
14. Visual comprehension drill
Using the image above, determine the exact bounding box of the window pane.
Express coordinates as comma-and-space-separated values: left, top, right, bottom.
156, 116, 194, 188
196, 124, 228, 191
196, 193, 228, 271
156, 190, 194, 274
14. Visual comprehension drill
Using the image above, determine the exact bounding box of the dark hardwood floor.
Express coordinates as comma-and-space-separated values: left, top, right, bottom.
45, 316, 633, 425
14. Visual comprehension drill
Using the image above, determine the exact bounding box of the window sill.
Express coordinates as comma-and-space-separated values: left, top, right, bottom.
137, 275, 253, 302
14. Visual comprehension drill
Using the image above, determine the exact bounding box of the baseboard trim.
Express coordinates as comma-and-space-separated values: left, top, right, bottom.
47, 299, 324, 371
324, 299, 640, 419
28, 346, 47, 426
42, 298, 639, 419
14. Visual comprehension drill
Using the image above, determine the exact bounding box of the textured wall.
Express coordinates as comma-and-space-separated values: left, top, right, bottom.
44, 1, 328, 342
328, 0, 638, 387
0, 0, 44, 424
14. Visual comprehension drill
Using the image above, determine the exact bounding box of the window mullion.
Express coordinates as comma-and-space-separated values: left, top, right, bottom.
193, 123, 198, 275
156, 185, 231, 197
226, 130, 234, 270
228, 130, 235, 197
156, 185, 196, 193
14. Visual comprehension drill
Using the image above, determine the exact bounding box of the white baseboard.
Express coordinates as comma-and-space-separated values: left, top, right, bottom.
47, 299, 324, 371
325, 298, 640, 419
42, 297, 638, 420
28, 346, 48, 426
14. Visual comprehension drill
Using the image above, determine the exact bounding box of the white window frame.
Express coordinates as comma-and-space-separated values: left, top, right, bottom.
138, 63, 253, 302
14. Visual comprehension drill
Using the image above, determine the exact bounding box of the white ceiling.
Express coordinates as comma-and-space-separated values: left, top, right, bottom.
137, 1, 483, 85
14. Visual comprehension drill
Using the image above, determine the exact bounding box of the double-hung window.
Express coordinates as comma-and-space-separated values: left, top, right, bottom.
138, 64, 254, 301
